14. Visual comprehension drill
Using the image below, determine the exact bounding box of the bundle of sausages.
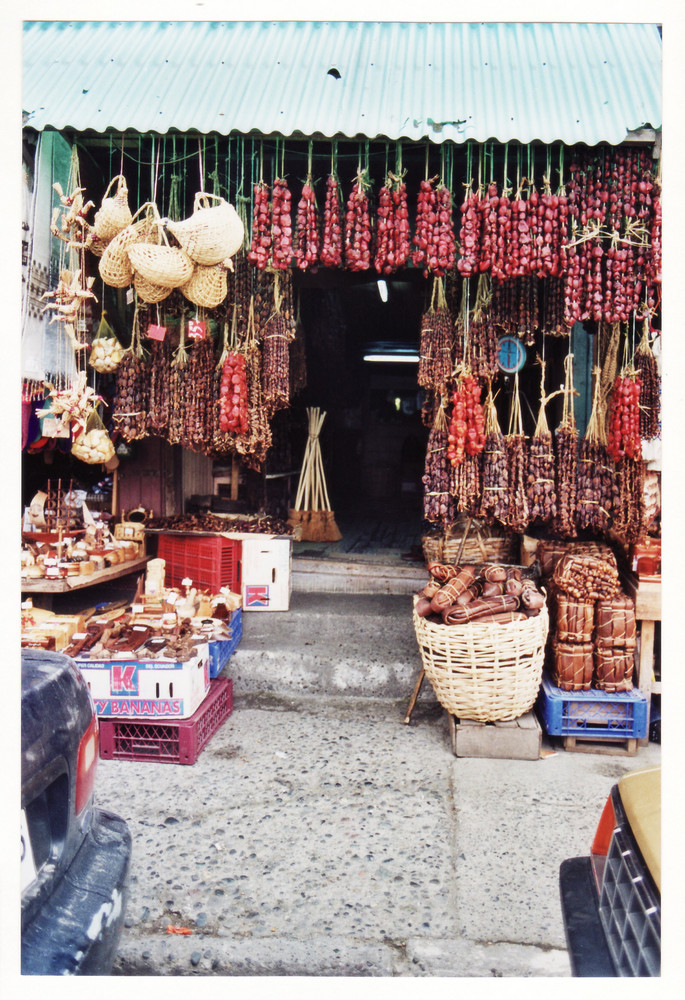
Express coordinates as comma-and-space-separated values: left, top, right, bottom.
415, 563, 545, 626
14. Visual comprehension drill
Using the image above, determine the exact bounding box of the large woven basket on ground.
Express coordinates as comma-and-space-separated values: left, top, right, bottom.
167, 192, 244, 266
413, 599, 549, 722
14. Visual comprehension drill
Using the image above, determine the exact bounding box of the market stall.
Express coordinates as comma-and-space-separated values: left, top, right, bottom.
21, 20, 662, 759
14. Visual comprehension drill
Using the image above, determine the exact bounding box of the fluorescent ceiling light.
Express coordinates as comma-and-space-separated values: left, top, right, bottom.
363, 353, 419, 363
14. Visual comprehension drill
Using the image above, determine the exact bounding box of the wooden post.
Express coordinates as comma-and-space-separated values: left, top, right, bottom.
404, 668, 425, 724
231, 454, 240, 501
111, 467, 119, 518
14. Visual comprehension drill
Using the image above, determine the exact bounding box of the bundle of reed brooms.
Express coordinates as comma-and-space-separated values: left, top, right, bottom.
288, 407, 342, 542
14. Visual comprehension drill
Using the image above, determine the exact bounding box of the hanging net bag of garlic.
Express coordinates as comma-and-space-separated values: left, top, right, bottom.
71, 405, 115, 465
88, 308, 125, 374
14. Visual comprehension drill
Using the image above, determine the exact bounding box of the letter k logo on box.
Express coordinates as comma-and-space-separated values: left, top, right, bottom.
111, 663, 138, 694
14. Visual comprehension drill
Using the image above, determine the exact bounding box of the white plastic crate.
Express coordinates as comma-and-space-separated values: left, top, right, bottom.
76, 642, 211, 719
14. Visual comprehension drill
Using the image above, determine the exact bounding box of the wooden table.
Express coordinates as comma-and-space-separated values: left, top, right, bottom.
22, 557, 149, 609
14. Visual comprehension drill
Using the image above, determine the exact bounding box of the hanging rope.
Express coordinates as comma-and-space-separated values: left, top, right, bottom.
137, 135, 143, 216
151, 136, 161, 207
198, 135, 204, 190
160, 135, 166, 216
168, 135, 182, 221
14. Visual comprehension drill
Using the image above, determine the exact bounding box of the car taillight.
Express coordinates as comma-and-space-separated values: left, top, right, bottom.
590, 792, 617, 892
75, 714, 99, 814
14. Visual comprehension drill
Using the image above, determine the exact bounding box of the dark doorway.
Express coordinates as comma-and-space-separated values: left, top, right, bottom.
292, 269, 430, 555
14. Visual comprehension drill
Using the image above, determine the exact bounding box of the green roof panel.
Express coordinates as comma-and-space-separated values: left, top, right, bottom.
22, 20, 662, 145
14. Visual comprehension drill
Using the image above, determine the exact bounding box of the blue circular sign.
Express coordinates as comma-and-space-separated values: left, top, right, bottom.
497, 335, 526, 374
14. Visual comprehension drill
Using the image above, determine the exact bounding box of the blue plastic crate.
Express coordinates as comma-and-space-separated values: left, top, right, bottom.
536, 673, 648, 740
208, 608, 242, 679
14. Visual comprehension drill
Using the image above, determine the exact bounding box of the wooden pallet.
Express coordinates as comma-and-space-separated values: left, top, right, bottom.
561, 734, 638, 756
447, 710, 542, 760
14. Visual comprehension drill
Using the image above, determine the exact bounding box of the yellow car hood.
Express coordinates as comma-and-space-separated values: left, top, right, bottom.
618, 767, 661, 892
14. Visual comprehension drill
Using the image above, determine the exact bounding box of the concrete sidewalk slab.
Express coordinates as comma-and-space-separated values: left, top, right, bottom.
94, 693, 660, 977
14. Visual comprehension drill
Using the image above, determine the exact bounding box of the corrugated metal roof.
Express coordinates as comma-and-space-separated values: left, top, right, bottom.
22, 21, 662, 145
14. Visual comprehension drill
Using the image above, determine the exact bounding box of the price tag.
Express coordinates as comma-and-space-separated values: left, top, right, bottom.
41, 414, 71, 439
188, 319, 206, 340
126, 288, 134, 305
147, 323, 167, 341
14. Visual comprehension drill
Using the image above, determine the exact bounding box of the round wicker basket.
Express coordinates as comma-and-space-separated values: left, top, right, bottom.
93, 175, 132, 242
99, 202, 162, 288
179, 263, 227, 308
133, 271, 172, 304
413, 600, 548, 722
422, 527, 519, 567
87, 232, 110, 258
167, 192, 244, 266
128, 233, 194, 288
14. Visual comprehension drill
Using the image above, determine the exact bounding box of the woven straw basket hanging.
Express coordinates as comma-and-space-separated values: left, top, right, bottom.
93, 175, 133, 242
179, 263, 227, 308
167, 192, 244, 266
133, 271, 172, 304
413, 601, 549, 722
127, 229, 194, 288
99, 202, 162, 288
87, 232, 110, 258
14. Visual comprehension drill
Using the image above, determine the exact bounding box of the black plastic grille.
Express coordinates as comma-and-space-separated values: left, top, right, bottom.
599, 815, 661, 976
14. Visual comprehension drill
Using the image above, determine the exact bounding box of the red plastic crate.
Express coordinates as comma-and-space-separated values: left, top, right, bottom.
157, 533, 241, 592
98, 678, 233, 765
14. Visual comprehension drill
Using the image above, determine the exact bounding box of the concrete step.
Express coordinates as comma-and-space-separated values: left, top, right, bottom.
292, 555, 426, 595
229, 591, 435, 701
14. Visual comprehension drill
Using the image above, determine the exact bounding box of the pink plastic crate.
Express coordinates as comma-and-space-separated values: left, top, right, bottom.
157, 533, 241, 592
98, 678, 233, 764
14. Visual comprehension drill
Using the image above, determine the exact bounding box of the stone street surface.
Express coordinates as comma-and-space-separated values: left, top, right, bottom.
95, 691, 661, 978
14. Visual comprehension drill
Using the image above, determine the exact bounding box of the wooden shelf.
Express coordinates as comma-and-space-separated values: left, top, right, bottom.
21, 557, 149, 595
622, 575, 661, 747
634, 577, 661, 621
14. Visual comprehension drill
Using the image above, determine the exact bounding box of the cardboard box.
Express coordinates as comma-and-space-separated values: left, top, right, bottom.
238, 535, 292, 611
76, 642, 211, 719
21, 613, 86, 650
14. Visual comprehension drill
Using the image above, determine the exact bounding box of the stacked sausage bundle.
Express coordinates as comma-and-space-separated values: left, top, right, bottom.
543, 545, 637, 693
414, 562, 546, 627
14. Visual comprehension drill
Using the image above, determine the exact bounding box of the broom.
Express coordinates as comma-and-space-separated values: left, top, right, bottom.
288, 408, 342, 542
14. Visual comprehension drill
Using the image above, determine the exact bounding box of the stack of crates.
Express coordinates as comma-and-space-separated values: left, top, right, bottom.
98, 677, 234, 765
79, 607, 242, 765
